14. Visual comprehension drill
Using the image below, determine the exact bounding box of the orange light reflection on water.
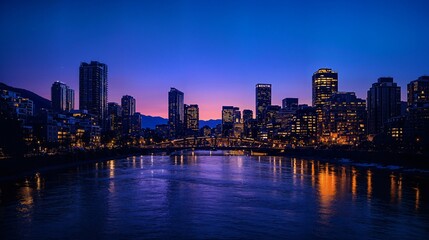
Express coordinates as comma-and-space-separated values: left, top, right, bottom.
351, 167, 357, 198
318, 163, 336, 221
367, 170, 372, 201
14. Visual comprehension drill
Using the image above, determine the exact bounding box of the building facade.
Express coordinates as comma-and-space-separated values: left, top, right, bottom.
282, 98, 298, 111
185, 104, 199, 136
51, 81, 74, 112
322, 92, 366, 144
312, 68, 338, 139
168, 88, 184, 138
79, 61, 108, 127
256, 84, 272, 126
242, 109, 253, 138
407, 76, 429, 108
107, 102, 122, 134
290, 107, 317, 145
367, 77, 401, 135
222, 106, 234, 137
121, 95, 136, 135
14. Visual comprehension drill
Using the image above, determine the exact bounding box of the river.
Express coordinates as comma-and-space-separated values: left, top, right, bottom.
0, 151, 428, 239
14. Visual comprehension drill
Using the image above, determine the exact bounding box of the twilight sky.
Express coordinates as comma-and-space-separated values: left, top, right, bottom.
1, 0, 429, 120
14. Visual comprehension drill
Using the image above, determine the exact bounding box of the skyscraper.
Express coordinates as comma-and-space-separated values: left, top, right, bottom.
222, 106, 234, 137
367, 77, 401, 135
242, 109, 253, 138
185, 104, 199, 136
107, 102, 122, 134
51, 81, 74, 112
407, 76, 429, 108
312, 68, 338, 138
168, 88, 184, 138
79, 61, 108, 126
255, 84, 271, 126
312, 68, 338, 107
121, 95, 136, 135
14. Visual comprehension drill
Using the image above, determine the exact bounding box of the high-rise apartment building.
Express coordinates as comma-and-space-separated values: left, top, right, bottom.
168, 88, 184, 138
107, 102, 122, 133
367, 77, 401, 135
51, 81, 74, 112
121, 95, 136, 135
291, 107, 317, 144
323, 92, 366, 144
256, 84, 271, 126
79, 61, 108, 126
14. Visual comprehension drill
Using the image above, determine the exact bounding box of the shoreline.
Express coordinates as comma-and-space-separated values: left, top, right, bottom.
0, 148, 428, 182
279, 148, 429, 170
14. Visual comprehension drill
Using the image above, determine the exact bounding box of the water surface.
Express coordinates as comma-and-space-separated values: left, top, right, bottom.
0, 153, 428, 239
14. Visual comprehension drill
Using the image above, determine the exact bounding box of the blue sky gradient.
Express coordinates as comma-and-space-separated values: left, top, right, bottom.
1, 0, 428, 119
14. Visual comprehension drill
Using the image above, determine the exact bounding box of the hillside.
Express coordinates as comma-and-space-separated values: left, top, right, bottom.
0, 82, 51, 113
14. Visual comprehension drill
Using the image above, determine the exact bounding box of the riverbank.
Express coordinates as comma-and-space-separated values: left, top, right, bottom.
280, 148, 429, 170
0, 148, 154, 182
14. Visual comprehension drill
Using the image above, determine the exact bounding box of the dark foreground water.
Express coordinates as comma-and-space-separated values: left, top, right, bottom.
1, 152, 428, 239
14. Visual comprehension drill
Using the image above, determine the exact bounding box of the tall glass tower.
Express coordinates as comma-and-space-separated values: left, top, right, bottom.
121, 95, 136, 135
168, 88, 184, 138
255, 84, 271, 126
79, 61, 108, 127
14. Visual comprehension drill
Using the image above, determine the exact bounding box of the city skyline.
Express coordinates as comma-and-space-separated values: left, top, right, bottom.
1, 1, 429, 120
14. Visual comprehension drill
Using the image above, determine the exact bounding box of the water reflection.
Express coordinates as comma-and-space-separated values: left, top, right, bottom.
367, 169, 372, 200
351, 167, 357, 198
0, 154, 428, 239
17, 185, 33, 216
318, 163, 336, 221
108, 160, 115, 178
415, 186, 420, 210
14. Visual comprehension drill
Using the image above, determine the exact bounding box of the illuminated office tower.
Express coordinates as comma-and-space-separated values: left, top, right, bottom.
168, 88, 184, 138
312, 68, 338, 138
79, 61, 108, 126
256, 84, 271, 126
185, 104, 199, 136
222, 106, 234, 137
367, 77, 401, 135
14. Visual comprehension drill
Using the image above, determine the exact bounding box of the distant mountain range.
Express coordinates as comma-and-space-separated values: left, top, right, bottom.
141, 115, 221, 129
1, 82, 220, 129
0, 82, 51, 113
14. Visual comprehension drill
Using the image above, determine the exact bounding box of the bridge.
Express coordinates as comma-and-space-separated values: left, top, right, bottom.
142, 137, 287, 155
